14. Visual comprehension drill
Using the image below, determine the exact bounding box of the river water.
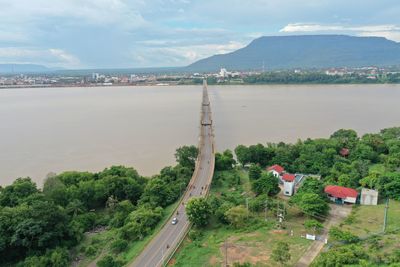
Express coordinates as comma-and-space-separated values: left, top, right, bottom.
1, 84, 400, 186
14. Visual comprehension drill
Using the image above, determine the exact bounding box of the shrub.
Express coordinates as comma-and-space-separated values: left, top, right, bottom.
111, 239, 128, 253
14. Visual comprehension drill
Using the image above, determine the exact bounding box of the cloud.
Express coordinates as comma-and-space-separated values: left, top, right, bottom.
49, 49, 81, 68
280, 23, 400, 42
1, 0, 400, 68
0, 47, 81, 68
0, 0, 146, 28
130, 41, 245, 67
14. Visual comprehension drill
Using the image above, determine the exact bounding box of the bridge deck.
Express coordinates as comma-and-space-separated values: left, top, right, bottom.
130, 80, 215, 267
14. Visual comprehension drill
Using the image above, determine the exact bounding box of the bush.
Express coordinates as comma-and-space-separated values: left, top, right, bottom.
188, 229, 203, 241
85, 245, 97, 256
111, 239, 128, 253
329, 227, 359, 243
97, 255, 124, 267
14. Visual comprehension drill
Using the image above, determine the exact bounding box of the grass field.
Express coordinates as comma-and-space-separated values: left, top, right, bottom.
341, 199, 400, 237
313, 200, 400, 265
171, 169, 313, 267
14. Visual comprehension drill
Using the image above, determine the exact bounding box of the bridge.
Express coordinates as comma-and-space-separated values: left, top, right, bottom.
130, 79, 215, 267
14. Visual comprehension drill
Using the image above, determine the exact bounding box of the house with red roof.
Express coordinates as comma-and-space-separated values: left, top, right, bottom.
325, 185, 358, 204
282, 173, 296, 196
267, 164, 285, 179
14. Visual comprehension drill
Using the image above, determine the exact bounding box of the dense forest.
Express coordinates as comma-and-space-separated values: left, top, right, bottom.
0, 146, 198, 267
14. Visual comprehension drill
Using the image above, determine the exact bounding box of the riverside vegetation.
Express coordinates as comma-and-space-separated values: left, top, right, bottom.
0, 146, 198, 267
176, 127, 400, 266
1, 127, 400, 266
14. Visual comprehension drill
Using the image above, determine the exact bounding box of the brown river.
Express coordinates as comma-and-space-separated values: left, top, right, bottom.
1, 84, 400, 186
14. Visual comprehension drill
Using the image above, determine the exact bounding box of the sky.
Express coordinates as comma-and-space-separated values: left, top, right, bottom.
1, 0, 400, 69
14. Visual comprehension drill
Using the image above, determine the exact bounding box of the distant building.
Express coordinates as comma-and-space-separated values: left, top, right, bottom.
267, 164, 285, 179
360, 188, 379, 205
219, 68, 230, 78
282, 173, 296, 196
325, 185, 358, 204
92, 72, 99, 81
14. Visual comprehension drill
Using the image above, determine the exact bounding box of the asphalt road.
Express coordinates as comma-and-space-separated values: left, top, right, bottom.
130, 80, 215, 267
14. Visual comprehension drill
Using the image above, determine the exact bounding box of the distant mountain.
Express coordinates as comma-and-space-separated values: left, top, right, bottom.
187, 35, 400, 71
0, 64, 54, 74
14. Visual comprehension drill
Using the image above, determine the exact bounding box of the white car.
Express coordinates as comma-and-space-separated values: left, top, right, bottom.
171, 217, 178, 225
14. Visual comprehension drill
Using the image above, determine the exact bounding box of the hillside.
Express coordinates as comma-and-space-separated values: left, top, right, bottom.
0, 64, 54, 74
187, 35, 400, 71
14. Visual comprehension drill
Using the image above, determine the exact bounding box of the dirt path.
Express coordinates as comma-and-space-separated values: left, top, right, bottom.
295, 204, 352, 267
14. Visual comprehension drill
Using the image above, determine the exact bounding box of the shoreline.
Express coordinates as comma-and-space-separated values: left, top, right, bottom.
2, 81, 400, 89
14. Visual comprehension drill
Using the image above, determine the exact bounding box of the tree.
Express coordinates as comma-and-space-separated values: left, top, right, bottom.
175, 146, 198, 169
0, 178, 38, 207
186, 198, 211, 227
248, 164, 262, 180
97, 255, 123, 267
312, 244, 368, 267
382, 172, 400, 200
295, 178, 324, 197
304, 219, 323, 234
295, 193, 329, 217
235, 145, 250, 166
140, 178, 174, 207
225, 205, 249, 228
43, 175, 68, 206
271, 241, 291, 266
251, 173, 280, 196
215, 150, 236, 171
330, 129, 359, 149
66, 199, 85, 217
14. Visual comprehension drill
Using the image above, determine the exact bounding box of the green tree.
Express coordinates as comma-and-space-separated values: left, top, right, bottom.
304, 219, 323, 234
271, 241, 291, 266
215, 150, 236, 171
295, 193, 329, 217
248, 164, 262, 180
140, 178, 174, 207
43, 175, 68, 206
0, 178, 38, 207
235, 145, 250, 166
186, 198, 211, 227
66, 199, 85, 217
175, 146, 199, 169
110, 239, 128, 253
330, 129, 359, 149
97, 255, 123, 267
251, 172, 280, 196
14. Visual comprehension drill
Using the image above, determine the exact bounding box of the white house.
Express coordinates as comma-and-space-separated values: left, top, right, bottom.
282, 173, 296, 196
267, 164, 285, 179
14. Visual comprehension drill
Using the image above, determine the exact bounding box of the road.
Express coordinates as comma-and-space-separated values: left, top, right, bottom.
295, 204, 352, 267
130, 80, 215, 267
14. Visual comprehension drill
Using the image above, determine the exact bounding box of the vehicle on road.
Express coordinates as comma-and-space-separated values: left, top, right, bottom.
171, 217, 178, 225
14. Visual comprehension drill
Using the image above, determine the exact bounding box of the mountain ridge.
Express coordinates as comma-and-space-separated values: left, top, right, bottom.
186, 34, 400, 72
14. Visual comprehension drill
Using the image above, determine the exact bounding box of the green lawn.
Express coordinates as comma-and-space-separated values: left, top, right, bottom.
341, 200, 400, 237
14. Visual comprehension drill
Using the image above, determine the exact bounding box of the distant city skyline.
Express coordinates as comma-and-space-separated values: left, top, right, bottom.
1, 0, 400, 69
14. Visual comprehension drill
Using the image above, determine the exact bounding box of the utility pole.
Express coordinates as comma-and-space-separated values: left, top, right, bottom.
383, 198, 389, 233
246, 197, 250, 218
277, 201, 285, 229
224, 239, 228, 267
264, 199, 268, 221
